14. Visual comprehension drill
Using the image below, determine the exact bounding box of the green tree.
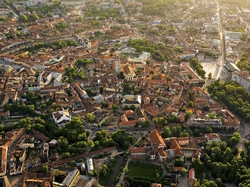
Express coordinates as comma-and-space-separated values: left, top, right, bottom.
180, 130, 189, 137
166, 76, 171, 83
100, 86, 104, 94
192, 159, 204, 172
21, 14, 28, 21
33, 13, 39, 20
230, 132, 241, 146
99, 164, 108, 176
203, 105, 210, 111
123, 166, 129, 173
193, 129, 200, 137
85, 113, 96, 123
230, 136, 239, 147
185, 110, 193, 119
180, 168, 187, 176
174, 155, 184, 167
215, 178, 225, 187
112, 104, 119, 111
65, 117, 83, 129
53, 169, 62, 177
201, 181, 218, 187
87, 140, 95, 150
70, 160, 76, 167
188, 101, 194, 107
208, 72, 212, 79
162, 126, 171, 138
205, 126, 213, 133
40, 165, 49, 173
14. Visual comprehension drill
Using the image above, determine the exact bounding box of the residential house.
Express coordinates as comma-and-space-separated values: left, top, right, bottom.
219, 109, 240, 130
55, 89, 75, 108
191, 150, 201, 162
158, 147, 167, 162
49, 139, 57, 147
0, 110, 10, 119
122, 95, 141, 109
119, 110, 139, 128
205, 133, 221, 143
73, 82, 89, 99
0, 94, 9, 107
195, 137, 207, 145
151, 183, 162, 187
92, 95, 104, 104
52, 109, 71, 127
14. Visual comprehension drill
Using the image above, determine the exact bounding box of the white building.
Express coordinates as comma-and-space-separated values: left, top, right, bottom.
128, 52, 151, 69
232, 71, 250, 91
61, 0, 85, 6
23, 0, 46, 6
86, 158, 94, 173
205, 133, 221, 143
158, 148, 167, 162
188, 118, 222, 127
225, 31, 244, 41
18, 139, 35, 149
0, 9, 12, 16
44, 55, 65, 66
52, 109, 71, 127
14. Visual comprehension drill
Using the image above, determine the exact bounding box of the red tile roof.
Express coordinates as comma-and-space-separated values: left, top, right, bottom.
130, 147, 146, 154
189, 168, 195, 187
149, 129, 166, 147
170, 138, 184, 156
151, 183, 162, 187
158, 148, 167, 157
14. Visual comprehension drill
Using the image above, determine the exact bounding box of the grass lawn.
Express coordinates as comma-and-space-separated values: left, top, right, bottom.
127, 161, 161, 178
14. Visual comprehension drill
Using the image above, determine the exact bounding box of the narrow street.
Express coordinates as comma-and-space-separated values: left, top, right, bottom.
107, 156, 124, 186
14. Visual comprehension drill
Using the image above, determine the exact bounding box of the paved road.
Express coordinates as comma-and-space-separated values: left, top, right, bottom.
178, 174, 189, 187
107, 156, 124, 187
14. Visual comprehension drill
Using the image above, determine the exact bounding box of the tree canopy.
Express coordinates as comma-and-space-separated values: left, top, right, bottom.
207, 80, 250, 122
